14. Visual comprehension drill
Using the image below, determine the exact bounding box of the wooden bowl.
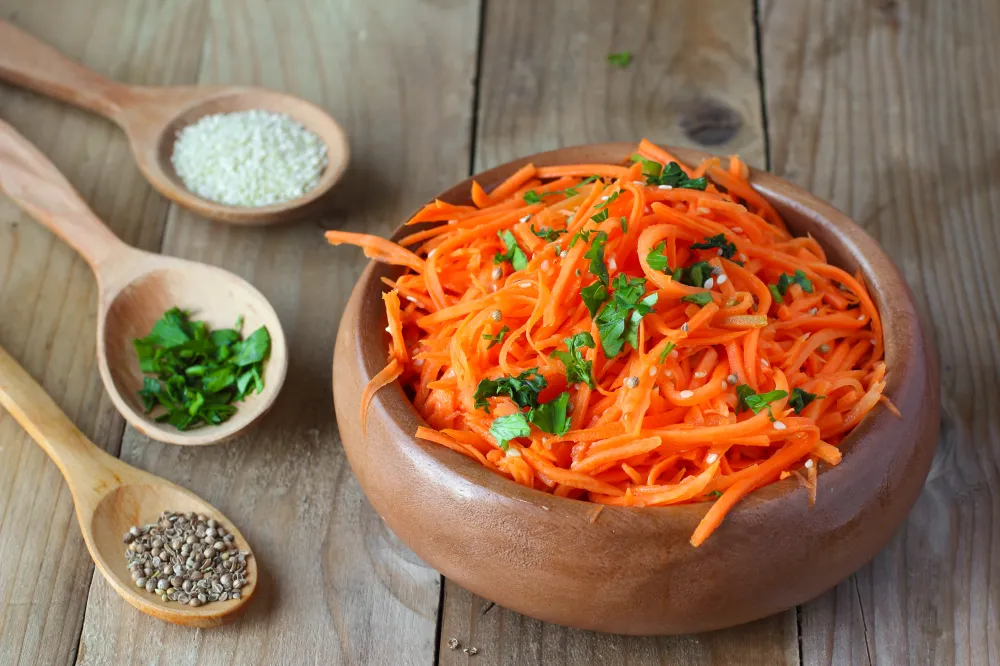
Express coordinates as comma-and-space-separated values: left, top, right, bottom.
332, 143, 939, 635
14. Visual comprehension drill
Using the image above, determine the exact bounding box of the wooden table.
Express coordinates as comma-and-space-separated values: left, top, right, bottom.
0, 0, 995, 663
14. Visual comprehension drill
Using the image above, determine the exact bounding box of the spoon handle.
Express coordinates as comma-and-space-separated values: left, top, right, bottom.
0, 118, 130, 271
0, 20, 130, 121
0, 345, 123, 507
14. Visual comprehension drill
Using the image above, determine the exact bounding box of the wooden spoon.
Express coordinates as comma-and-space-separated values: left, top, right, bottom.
0, 344, 258, 627
0, 117, 288, 446
0, 19, 349, 225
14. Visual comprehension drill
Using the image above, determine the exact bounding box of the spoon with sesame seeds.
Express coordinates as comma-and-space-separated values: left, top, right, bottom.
0, 118, 288, 446
0, 19, 348, 225
0, 344, 258, 627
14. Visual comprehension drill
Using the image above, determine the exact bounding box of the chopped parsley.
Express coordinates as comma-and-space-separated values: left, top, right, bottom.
770, 269, 814, 301
482, 325, 510, 349
681, 292, 714, 307
591, 209, 610, 223
708, 490, 723, 499
529, 392, 571, 436
583, 231, 609, 285
524, 176, 600, 204
620, 216, 628, 233
630, 154, 708, 190
657, 341, 677, 364
596, 191, 620, 210
607, 51, 632, 68
646, 241, 670, 272
474, 368, 546, 412
552, 332, 596, 389
133, 308, 271, 431
530, 223, 566, 242
594, 274, 658, 357
489, 413, 531, 451
494, 230, 528, 271
581, 281, 610, 318
569, 227, 597, 249
691, 234, 737, 260
735, 384, 788, 420
789, 387, 824, 414
680, 260, 712, 288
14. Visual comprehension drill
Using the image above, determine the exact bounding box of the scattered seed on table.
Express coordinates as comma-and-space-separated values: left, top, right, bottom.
123, 511, 250, 607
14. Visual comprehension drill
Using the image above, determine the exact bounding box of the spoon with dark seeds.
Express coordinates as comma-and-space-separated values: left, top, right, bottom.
0, 345, 257, 627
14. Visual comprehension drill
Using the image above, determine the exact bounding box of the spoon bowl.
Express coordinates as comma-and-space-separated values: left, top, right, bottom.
0, 345, 257, 627
0, 19, 349, 225
0, 118, 288, 446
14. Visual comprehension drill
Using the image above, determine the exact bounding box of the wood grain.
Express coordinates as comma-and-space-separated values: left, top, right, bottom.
73, 0, 480, 663
761, 0, 1000, 663
438, 0, 796, 659
0, 1, 204, 663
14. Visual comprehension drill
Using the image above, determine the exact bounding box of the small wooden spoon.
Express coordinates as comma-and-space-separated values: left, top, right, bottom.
0, 118, 288, 446
0, 19, 348, 225
0, 344, 258, 627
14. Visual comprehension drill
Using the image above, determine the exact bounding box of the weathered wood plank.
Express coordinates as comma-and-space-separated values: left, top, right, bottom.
761, 0, 1000, 664
74, 0, 480, 663
0, 2, 205, 664
440, 0, 797, 662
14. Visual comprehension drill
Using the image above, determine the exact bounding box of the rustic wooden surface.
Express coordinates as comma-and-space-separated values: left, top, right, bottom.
0, 0, 995, 663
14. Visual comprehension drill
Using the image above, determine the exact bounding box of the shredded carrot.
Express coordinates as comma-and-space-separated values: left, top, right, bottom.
328, 140, 889, 546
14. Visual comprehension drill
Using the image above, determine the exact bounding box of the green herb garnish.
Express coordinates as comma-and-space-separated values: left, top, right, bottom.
591, 209, 610, 223
482, 325, 510, 349
529, 392, 571, 436
581, 281, 610, 318
552, 332, 596, 389
133, 308, 270, 431
657, 341, 677, 365
608, 51, 633, 68
489, 413, 531, 451
771, 270, 814, 300
646, 241, 670, 272
735, 384, 788, 419
596, 191, 620, 210
494, 230, 528, 271
594, 274, 658, 357
583, 231, 609, 285
474, 368, 546, 412
680, 261, 712, 288
530, 223, 566, 241
691, 234, 737, 260
708, 490, 723, 499
681, 292, 714, 307
789, 387, 824, 414
620, 216, 628, 233
630, 154, 708, 190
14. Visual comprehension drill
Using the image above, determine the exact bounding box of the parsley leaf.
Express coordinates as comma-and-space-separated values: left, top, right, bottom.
523, 190, 544, 204
630, 155, 709, 190
789, 387, 824, 414
591, 209, 610, 223
620, 216, 628, 233
607, 51, 632, 68
482, 325, 510, 349
596, 191, 620, 210
530, 223, 566, 242
581, 281, 609, 318
583, 231, 609, 286
473, 369, 547, 412
680, 261, 712, 288
773, 269, 814, 298
681, 292, 714, 307
530, 392, 571, 436
646, 241, 670, 272
489, 413, 531, 451
735, 384, 788, 419
691, 234, 737, 260
562, 175, 600, 197
568, 228, 596, 249
657, 341, 677, 364
494, 230, 528, 271
708, 490, 723, 499
132, 308, 271, 431
552, 332, 596, 389
595, 274, 658, 357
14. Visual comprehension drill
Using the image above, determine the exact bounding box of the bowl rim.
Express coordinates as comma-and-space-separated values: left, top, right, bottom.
346, 141, 929, 524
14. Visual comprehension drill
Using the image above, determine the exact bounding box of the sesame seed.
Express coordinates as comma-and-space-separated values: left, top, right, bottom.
679, 390, 695, 399
644, 206, 653, 213
727, 373, 739, 384
717, 248, 724, 256
761, 358, 770, 367
541, 260, 550, 271
560, 250, 568, 258
858, 314, 865, 321
809, 307, 818, 315
490, 309, 502, 321
711, 265, 723, 276
633, 180, 646, 186
519, 281, 532, 288
490, 284, 498, 292
803, 332, 811, 340
601, 195, 609, 201
427, 248, 436, 257
671, 350, 679, 358
773, 421, 787, 430
721, 380, 728, 389
703, 278, 715, 289
681, 322, 690, 333
665, 370, 673, 377
506, 448, 522, 458
609, 258, 618, 271
448, 219, 458, 225
625, 376, 640, 388
818, 344, 831, 353
732, 226, 743, 233
697, 207, 711, 214
406, 296, 418, 303
804, 459, 814, 469
519, 215, 531, 223
491, 267, 503, 280
739, 253, 748, 262
717, 274, 728, 285
384, 326, 391, 332
658, 185, 673, 190
648, 367, 657, 377
414, 358, 425, 367
694, 371, 707, 378
705, 453, 719, 464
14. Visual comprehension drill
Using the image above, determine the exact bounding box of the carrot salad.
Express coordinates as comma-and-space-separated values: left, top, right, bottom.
326, 139, 890, 546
